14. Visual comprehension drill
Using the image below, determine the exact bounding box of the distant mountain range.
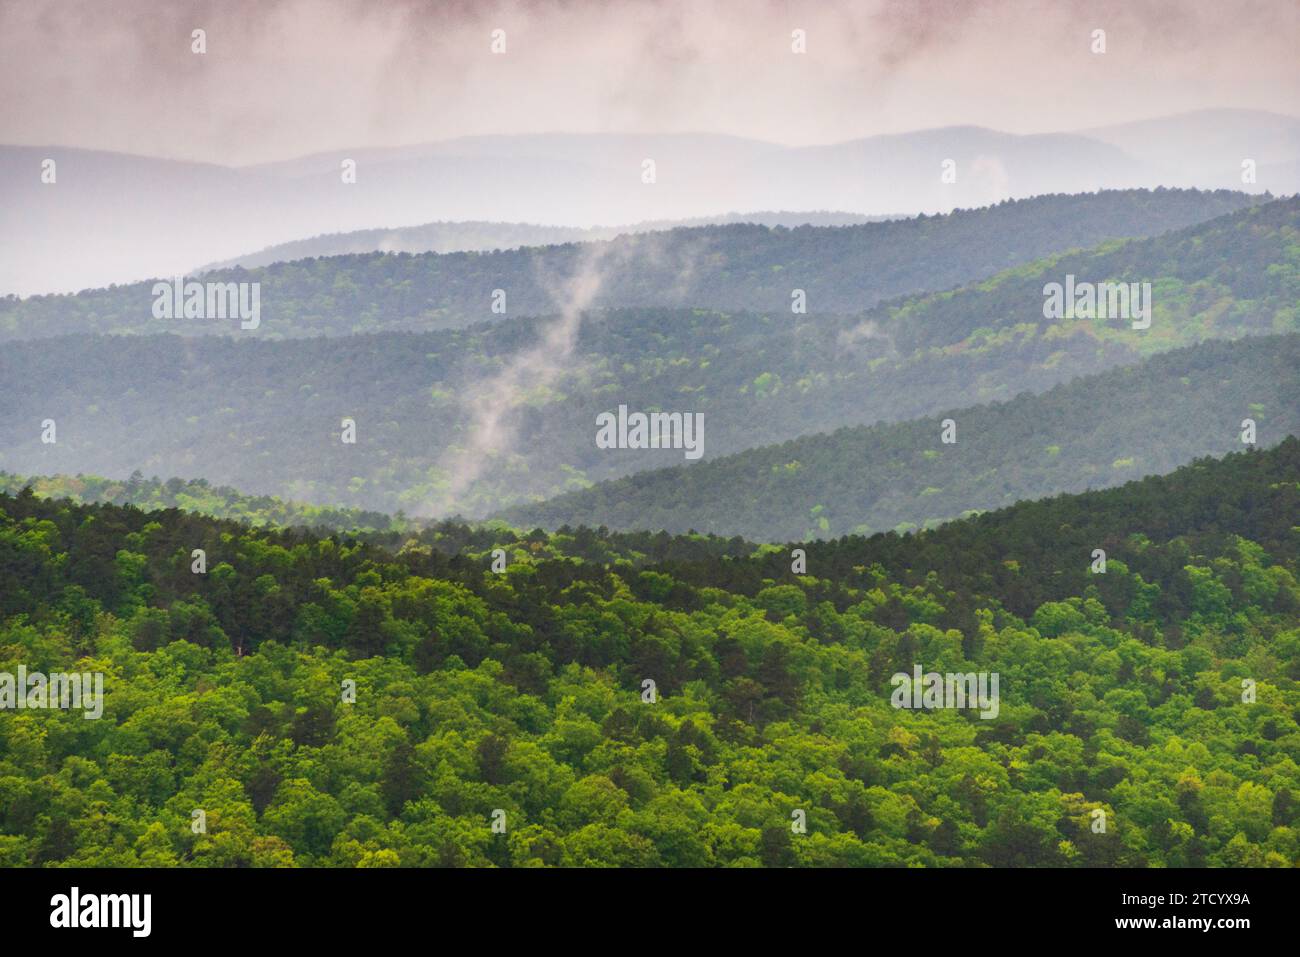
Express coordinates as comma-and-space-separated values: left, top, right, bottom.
3, 109, 1296, 296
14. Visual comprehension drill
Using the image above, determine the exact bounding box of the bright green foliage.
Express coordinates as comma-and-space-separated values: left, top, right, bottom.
0, 472, 409, 534
0, 441, 1296, 866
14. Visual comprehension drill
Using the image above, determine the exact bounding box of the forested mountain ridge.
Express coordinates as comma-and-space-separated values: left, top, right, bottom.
195, 211, 895, 273
2, 198, 1296, 520
0, 441, 1295, 866
0, 188, 1266, 340
506, 335, 1300, 540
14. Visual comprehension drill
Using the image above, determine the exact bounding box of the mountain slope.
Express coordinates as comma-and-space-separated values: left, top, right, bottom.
505, 335, 1300, 540
2, 197, 1295, 518
0, 188, 1268, 340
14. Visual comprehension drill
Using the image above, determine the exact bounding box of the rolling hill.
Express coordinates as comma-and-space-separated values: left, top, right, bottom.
1, 197, 1295, 519
505, 335, 1300, 540
0, 188, 1269, 340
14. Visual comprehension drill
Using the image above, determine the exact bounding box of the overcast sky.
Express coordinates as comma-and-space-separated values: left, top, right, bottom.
2, 0, 1297, 165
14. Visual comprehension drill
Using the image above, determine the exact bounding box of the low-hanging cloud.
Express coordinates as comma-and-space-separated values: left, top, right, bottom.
1, 0, 1295, 165
424, 238, 619, 515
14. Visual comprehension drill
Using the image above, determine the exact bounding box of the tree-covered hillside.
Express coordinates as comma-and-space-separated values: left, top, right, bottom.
0, 470, 759, 567
0, 472, 410, 535
2, 198, 1295, 519
507, 335, 1300, 540
0, 441, 1296, 866
0, 189, 1265, 340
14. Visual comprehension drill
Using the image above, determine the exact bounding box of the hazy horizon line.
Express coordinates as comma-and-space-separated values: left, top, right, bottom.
5, 106, 1298, 170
